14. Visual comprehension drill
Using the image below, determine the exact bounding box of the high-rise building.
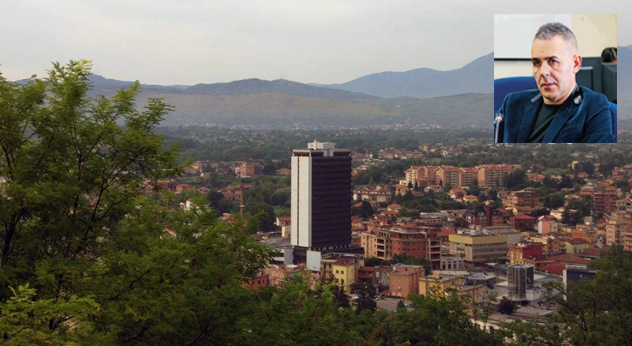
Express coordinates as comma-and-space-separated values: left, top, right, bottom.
291, 140, 352, 264
508, 264, 534, 300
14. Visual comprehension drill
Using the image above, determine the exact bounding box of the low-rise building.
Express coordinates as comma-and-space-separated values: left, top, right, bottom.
530, 235, 566, 255
245, 270, 270, 289
389, 265, 425, 298
504, 188, 540, 209
267, 264, 318, 289
332, 256, 362, 292
565, 239, 590, 254
361, 228, 438, 263
448, 233, 508, 263
514, 214, 537, 231
276, 216, 292, 237
440, 254, 464, 271
604, 211, 632, 246
419, 274, 485, 303
420, 274, 463, 297
238, 162, 264, 178
508, 241, 544, 265
353, 185, 392, 204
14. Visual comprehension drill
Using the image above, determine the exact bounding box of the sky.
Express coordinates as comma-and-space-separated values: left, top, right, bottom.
1, 0, 631, 85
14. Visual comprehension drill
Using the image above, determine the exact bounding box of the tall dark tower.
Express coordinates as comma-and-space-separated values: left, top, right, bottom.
291, 140, 352, 264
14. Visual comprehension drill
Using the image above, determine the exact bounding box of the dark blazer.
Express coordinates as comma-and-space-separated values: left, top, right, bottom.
495, 86, 615, 143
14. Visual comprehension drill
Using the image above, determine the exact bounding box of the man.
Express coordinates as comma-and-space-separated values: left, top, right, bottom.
495, 23, 615, 143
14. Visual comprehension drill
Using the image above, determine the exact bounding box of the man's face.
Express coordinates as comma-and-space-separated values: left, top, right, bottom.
531, 35, 581, 105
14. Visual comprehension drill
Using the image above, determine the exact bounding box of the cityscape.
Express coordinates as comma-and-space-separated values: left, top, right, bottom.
4, 67, 631, 342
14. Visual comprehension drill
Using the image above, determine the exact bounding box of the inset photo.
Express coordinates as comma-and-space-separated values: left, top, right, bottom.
494, 14, 617, 143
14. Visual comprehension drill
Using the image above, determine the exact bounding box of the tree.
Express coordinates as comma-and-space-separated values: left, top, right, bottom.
503, 169, 527, 189
333, 282, 350, 308
576, 160, 595, 177
352, 200, 375, 219
443, 182, 452, 192
0, 61, 181, 298
207, 190, 225, 208
363, 257, 382, 267
468, 179, 481, 196
385, 293, 504, 345
563, 195, 594, 225
488, 189, 498, 201
497, 296, 516, 314
396, 299, 406, 310
0, 284, 100, 345
557, 174, 573, 189
0, 62, 513, 346
543, 192, 565, 209
355, 283, 377, 313
0, 62, 275, 345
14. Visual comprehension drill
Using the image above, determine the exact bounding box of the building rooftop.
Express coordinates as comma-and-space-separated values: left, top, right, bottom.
540, 264, 566, 276
547, 254, 591, 265
334, 257, 358, 266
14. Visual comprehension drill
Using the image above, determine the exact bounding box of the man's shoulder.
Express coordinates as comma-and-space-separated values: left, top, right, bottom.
579, 86, 610, 110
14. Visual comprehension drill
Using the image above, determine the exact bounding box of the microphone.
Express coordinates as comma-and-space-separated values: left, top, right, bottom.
494, 112, 504, 143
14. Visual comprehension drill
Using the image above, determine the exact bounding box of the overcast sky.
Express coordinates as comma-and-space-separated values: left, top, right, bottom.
1, 0, 630, 85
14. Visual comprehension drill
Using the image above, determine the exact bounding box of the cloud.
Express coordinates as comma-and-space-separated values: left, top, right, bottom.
1, 0, 629, 84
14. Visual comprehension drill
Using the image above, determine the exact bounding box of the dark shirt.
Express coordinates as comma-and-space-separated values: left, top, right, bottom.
528, 103, 560, 143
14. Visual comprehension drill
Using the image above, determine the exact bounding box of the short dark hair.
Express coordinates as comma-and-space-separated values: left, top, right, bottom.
534, 22, 578, 52
601, 47, 617, 62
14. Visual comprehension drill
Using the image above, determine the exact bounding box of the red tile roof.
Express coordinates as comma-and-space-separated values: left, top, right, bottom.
547, 254, 591, 265
540, 264, 566, 276
334, 257, 358, 266
577, 247, 608, 258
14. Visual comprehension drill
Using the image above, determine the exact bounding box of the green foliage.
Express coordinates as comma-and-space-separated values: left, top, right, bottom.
355, 283, 377, 314
497, 296, 516, 314
352, 200, 375, 218
0, 62, 273, 345
574, 161, 595, 177
384, 293, 503, 345
0, 60, 181, 299
246, 204, 276, 233
333, 282, 351, 309
384, 254, 432, 275
468, 179, 481, 197
363, 257, 382, 267
503, 169, 527, 190
354, 166, 388, 186
396, 299, 406, 310
503, 319, 564, 346
0, 62, 541, 346
0, 284, 101, 345
562, 195, 594, 225
542, 192, 565, 209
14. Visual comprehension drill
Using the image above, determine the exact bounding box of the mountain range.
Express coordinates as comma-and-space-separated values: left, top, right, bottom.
312, 53, 494, 99
13, 48, 629, 128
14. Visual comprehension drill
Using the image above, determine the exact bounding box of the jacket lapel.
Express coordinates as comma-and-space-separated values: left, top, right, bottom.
517, 95, 542, 143
542, 94, 579, 143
